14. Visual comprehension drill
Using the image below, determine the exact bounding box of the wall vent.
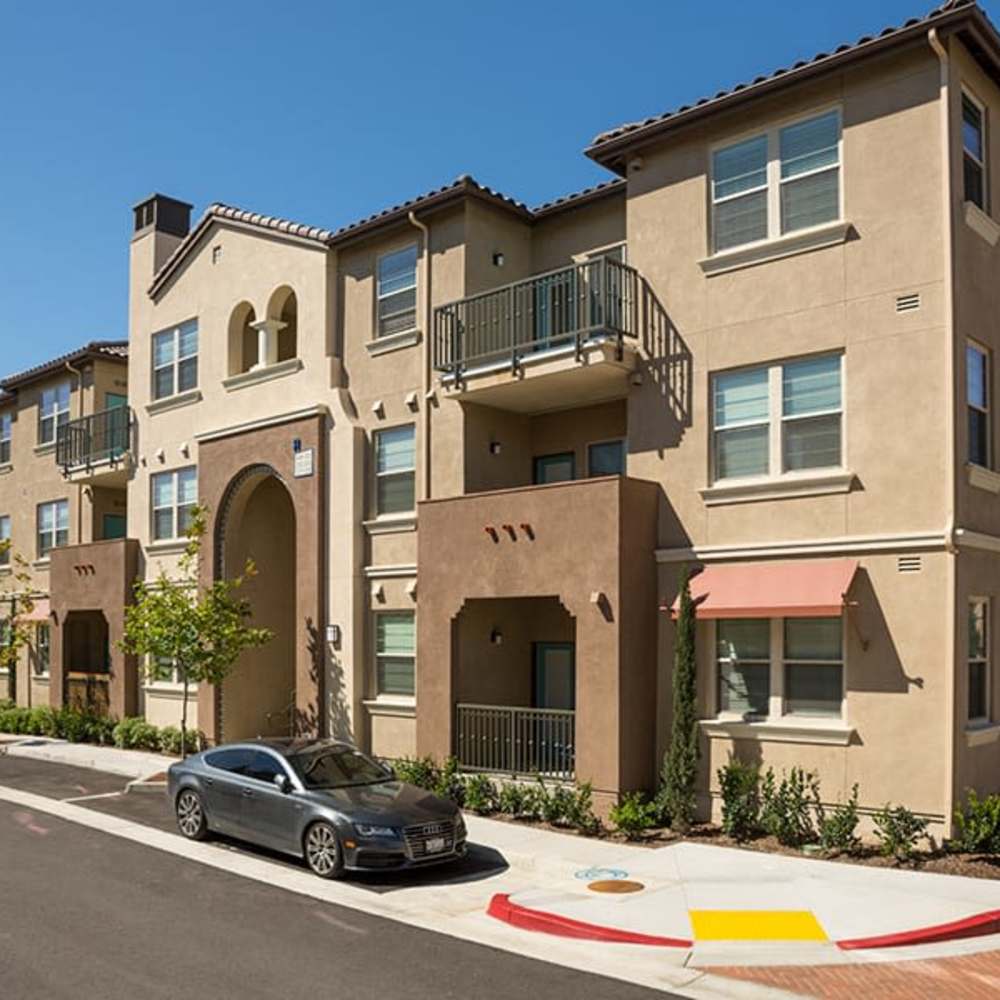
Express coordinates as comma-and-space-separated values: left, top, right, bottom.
897, 555, 922, 573
896, 293, 921, 313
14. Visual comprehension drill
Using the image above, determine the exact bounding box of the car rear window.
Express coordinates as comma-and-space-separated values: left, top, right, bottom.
205, 748, 254, 774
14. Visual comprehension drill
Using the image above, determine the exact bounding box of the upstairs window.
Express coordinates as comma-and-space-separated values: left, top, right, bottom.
377, 246, 418, 338
963, 92, 987, 211
712, 109, 841, 253
968, 342, 990, 468
152, 320, 198, 400
374, 426, 415, 515
37, 499, 69, 557
151, 467, 197, 540
38, 383, 70, 446
0, 514, 10, 565
0, 411, 10, 464
587, 439, 626, 477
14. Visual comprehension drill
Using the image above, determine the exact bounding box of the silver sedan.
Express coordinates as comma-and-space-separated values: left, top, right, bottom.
167, 738, 466, 878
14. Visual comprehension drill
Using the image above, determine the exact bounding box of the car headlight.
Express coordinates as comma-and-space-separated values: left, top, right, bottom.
354, 824, 398, 838
455, 813, 467, 836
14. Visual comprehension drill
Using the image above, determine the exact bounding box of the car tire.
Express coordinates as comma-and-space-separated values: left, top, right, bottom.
304, 821, 344, 879
175, 789, 209, 841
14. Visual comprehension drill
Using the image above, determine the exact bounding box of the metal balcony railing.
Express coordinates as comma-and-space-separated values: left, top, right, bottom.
433, 257, 640, 379
455, 703, 575, 781
56, 405, 132, 471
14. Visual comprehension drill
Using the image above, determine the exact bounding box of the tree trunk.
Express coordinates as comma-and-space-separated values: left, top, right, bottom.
180, 669, 190, 761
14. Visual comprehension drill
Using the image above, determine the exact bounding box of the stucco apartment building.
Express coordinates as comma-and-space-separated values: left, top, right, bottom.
5, 0, 1000, 830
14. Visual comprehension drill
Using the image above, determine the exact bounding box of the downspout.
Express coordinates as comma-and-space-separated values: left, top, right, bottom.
408, 211, 432, 501
929, 27, 958, 836
64, 361, 86, 544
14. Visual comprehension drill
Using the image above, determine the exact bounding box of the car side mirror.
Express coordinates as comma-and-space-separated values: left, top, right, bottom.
274, 773, 292, 794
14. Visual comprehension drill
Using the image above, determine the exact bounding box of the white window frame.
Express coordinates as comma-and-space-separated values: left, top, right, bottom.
37, 499, 69, 558
0, 411, 11, 465
968, 597, 991, 725
586, 437, 626, 477
152, 320, 199, 401
711, 353, 845, 485
373, 610, 416, 701
962, 89, 988, 212
0, 514, 10, 566
376, 245, 418, 339
710, 106, 844, 255
967, 340, 991, 469
715, 618, 771, 719
38, 382, 70, 446
373, 424, 416, 517
712, 616, 846, 722
150, 466, 198, 541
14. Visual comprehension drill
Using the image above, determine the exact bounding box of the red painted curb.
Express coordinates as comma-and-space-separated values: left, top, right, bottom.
486, 893, 692, 948
837, 909, 1000, 950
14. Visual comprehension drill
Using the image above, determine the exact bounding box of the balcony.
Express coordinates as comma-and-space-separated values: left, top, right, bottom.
456, 703, 575, 780
433, 258, 642, 413
56, 406, 133, 485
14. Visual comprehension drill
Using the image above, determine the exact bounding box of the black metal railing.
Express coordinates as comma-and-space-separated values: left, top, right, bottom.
455, 703, 575, 781
433, 257, 640, 379
56, 406, 132, 470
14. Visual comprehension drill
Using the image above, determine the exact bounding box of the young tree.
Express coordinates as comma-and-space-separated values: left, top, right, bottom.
0, 543, 37, 704
120, 505, 273, 757
660, 564, 699, 832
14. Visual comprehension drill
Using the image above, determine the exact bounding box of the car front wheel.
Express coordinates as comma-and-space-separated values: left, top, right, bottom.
175, 789, 209, 841
304, 821, 344, 879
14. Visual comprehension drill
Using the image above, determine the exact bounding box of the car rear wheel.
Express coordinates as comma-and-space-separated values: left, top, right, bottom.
175, 789, 209, 841
304, 822, 344, 879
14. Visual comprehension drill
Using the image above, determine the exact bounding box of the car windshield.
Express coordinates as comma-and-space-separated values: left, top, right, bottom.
289, 746, 391, 789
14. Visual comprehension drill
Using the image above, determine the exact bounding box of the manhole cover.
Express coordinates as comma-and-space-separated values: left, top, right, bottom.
588, 879, 645, 894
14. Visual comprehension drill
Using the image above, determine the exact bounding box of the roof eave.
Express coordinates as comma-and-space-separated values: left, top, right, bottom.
1, 342, 128, 392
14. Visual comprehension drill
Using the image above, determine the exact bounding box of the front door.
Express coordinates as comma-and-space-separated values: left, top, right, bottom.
533, 452, 575, 485
533, 642, 576, 710
102, 514, 126, 540
202, 748, 254, 835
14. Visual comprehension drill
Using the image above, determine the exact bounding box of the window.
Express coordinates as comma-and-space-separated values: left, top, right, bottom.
37, 500, 69, 557
38, 382, 70, 446
374, 426, 415, 515
963, 92, 987, 211
712, 110, 841, 253
375, 611, 415, 697
0, 515, 9, 566
151, 467, 197, 540
717, 620, 771, 717
205, 748, 254, 774
0, 411, 10, 464
969, 599, 990, 723
967, 343, 990, 468
713, 354, 842, 482
534, 452, 576, 484
377, 245, 418, 338
152, 319, 198, 400
783, 618, 843, 717
244, 751, 290, 784
588, 439, 626, 477
34, 624, 50, 677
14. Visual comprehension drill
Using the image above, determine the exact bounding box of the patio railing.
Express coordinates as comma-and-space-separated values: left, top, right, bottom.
56, 405, 132, 470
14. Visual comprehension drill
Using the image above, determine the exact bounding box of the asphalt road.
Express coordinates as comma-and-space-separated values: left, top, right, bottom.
0, 761, 680, 1000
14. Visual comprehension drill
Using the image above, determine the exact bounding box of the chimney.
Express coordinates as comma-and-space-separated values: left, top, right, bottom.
131, 193, 193, 274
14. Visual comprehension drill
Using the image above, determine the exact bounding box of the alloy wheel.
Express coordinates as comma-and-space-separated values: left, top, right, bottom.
176, 790, 204, 838
305, 823, 341, 877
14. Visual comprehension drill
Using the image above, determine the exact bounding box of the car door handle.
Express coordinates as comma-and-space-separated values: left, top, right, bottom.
242, 787, 254, 797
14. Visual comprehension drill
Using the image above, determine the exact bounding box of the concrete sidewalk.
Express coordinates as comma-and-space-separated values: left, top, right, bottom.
0, 734, 174, 779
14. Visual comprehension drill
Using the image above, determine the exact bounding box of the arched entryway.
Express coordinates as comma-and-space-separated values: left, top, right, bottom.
62, 610, 111, 717
216, 466, 297, 740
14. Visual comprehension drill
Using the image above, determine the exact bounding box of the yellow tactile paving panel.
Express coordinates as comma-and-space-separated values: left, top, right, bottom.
689, 910, 828, 942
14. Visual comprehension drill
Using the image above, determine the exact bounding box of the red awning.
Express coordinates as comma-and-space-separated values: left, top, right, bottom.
17, 598, 50, 623
668, 559, 858, 619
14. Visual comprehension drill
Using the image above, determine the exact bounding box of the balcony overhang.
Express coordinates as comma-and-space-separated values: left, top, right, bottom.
61, 458, 131, 488
440, 338, 637, 414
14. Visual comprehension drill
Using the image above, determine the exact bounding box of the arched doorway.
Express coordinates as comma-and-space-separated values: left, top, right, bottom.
217, 467, 296, 740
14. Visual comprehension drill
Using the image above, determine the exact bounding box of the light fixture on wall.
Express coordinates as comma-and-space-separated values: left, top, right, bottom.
492, 251, 505, 267
490, 628, 503, 646
325, 624, 341, 646
489, 441, 501, 456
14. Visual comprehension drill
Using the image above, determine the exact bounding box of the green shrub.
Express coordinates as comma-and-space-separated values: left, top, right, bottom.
953, 790, 1000, 854
609, 791, 658, 840
760, 767, 819, 847
497, 780, 528, 817
393, 756, 439, 790
717, 757, 762, 842
543, 783, 577, 826
26, 706, 59, 737
0, 704, 30, 734
463, 773, 498, 815
158, 725, 201, 756
566, 782, 601, 835
817, 784, 861, 855
86, 714, 118, 746
112, 716, 161, 752
874, 804, 929, 863
56, 708, 93, 743
432, 756, 466, 805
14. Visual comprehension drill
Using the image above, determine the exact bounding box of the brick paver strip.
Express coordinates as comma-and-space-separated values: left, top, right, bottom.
712, 950, 1000, 999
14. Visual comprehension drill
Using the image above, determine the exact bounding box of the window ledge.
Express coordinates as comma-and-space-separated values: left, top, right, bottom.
366, 329, 422, 358
0, 462, 12, 476
31, 558, 51, 570
0, 566, 11, 576
699, 220, 853, 276
33, 676, 50, 684
363, 514, 417, 536
964, 201, 1000, 247
222, 358, 303, 392
965, 721, 1000, 748
33, 442, 56, 456
144, 684, 198, 700
967, 463, 1000, 494
700, 470, 854, 506
700, 718, 854, 746
363, 697, 416, 718
145, 539, 190, 555
145, 389, 202, 416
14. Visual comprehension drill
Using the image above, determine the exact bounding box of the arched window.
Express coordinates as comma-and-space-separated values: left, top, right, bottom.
266, 286, 298, 363
227, 302, 257, 376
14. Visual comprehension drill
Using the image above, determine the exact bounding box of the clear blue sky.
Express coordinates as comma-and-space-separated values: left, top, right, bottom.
2, 0, 996, 376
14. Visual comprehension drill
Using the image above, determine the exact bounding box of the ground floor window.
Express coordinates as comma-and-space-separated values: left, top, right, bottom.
34, 624, 50, 677
374, 611, 415, 697
715, 616, 844, 720
969, 599, 990, 723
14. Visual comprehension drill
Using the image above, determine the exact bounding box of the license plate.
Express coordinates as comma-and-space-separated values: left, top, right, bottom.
426, 836, 446, 854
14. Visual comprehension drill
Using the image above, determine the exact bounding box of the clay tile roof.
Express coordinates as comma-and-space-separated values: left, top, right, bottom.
587, 1, 994, 166
531, 177, 627, 217
1, 341, 128, 392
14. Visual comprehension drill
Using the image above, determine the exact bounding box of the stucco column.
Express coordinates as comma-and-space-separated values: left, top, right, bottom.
49, 614, 65, 710
250, 319, 285, 370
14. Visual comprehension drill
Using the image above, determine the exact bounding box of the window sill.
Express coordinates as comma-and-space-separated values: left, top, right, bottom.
0, 462, 12, 476
145, 539, 190, 555
31, 558, 51, 570
145, 389, 202, 416
32, 675, 50, 684
33, 442, 56, 456
967, 463, 1000, 494
144, 684, 198, 700
363, 514, 417, 536
964, 201, 1000, 248
700, 717, 854, 746
699, 220, 853, 276
965, 721, 1000, 748
222, 358, 303, 392
366, 329, 422, 358
363, 697, 416, 718
700, 470, 854, 506
0, 566, 11, 576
